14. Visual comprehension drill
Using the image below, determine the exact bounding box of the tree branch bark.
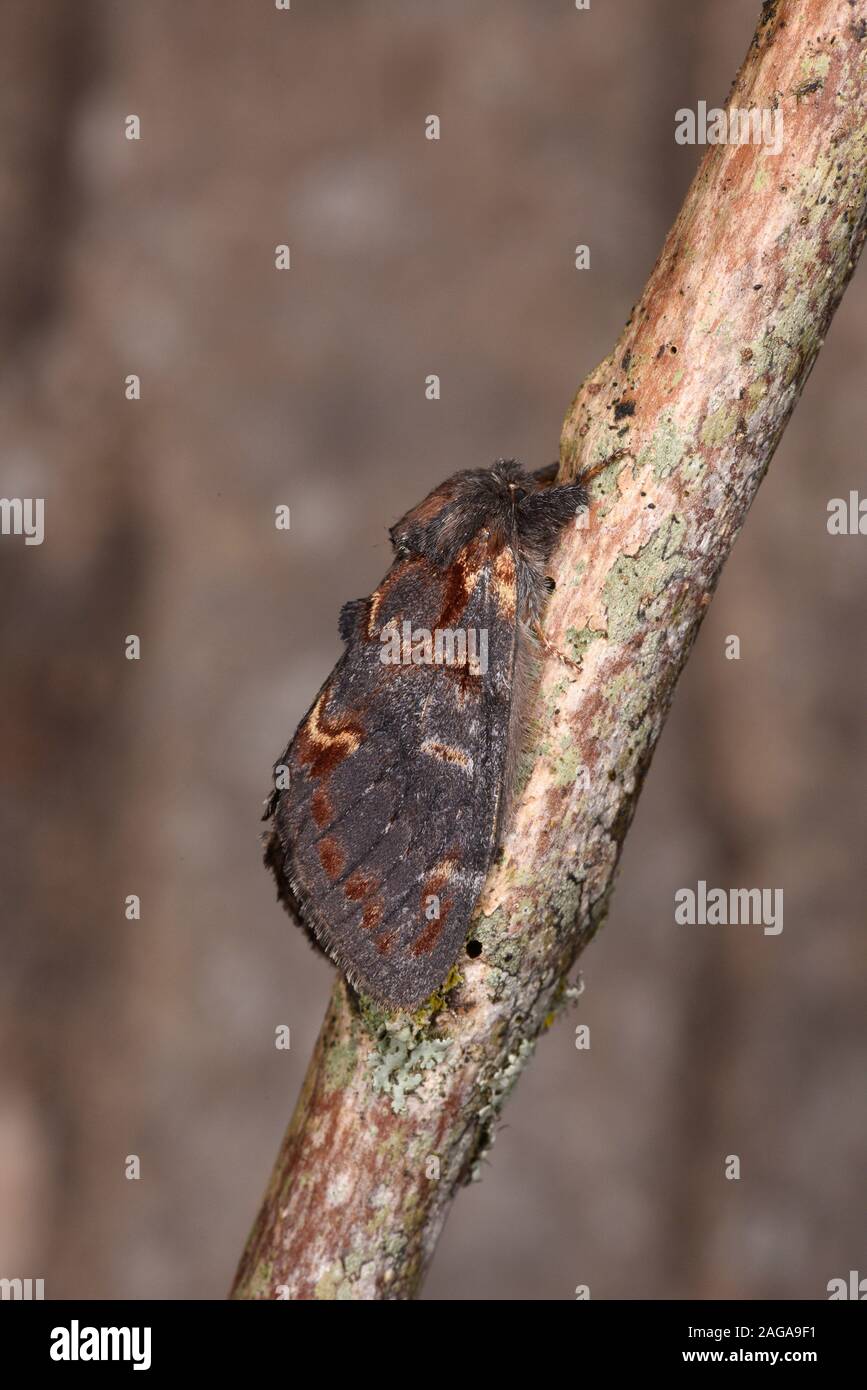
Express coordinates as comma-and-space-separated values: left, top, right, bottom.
230, 0, 867, 1301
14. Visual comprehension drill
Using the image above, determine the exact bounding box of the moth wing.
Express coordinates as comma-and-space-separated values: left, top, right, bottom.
267, 544, 518, 1008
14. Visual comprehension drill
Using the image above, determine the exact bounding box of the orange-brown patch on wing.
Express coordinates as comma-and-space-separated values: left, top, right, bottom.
344, 870, 377, 902
310, 786, 334, 828
492, 546, 517, 619
420, 739, 473, 774
412, 857, 458, 956
317, 836, 345, 880
295, 685, 363, 778
436, 537, 487, 628
366, 557, 422, 637
361, 899, 384, 931
375, 930, 396, 956
439, 662, 485, 703
366, 587, 384, 637
412, 898, 454, 956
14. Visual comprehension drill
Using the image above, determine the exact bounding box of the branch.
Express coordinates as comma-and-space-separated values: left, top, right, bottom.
231, 0, 867, 1301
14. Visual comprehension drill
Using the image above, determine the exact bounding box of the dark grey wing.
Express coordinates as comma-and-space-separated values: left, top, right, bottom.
266, 542, 518, 1008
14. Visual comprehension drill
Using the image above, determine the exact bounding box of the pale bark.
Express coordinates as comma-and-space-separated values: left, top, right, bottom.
231, 0, 867, 1301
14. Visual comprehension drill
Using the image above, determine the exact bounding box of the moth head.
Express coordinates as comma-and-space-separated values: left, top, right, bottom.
389, 463, 511, 564
389, 459, 583, 567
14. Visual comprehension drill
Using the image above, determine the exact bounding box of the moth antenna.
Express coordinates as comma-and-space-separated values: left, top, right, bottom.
535, 447, 635, 491
576, 446, 638, 488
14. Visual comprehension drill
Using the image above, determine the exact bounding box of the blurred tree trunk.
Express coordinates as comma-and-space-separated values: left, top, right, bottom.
0, 1, 146, 1294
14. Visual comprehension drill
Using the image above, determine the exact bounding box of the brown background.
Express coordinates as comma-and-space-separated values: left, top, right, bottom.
1, 0, 864, 1300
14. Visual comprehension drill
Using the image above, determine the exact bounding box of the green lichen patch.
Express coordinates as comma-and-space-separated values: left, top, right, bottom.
470, 1038, 537, 1179
679, 452, 705, 490
797, 51, 831, 90
471, 906, 521, 977
602, 516, 686, 644
322, 1032, 359, 1094
700, 401, 738, 449
553, 738, 587, 789
411, 963, 463, 1027
564, 623, 603, 662
314, 1260, 354, 1301
637, 414, 686, 480
245, 1258, 274, 1299
368, 1019, 452, 1115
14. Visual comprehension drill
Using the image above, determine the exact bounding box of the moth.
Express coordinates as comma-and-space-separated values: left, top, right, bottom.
265, 458, 589, 1009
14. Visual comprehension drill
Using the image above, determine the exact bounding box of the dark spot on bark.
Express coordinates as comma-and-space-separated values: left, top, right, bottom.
613, 400, 635, 421
466, 939, 482, 958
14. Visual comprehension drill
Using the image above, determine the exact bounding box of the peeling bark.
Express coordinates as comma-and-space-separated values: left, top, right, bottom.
230, 0, 867, 1301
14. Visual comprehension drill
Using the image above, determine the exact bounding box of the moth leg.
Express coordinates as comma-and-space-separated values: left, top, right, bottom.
532, 618, 583, 673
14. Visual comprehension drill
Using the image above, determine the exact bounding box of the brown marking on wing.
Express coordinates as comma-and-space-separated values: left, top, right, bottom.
344, 870, 378, 902
412, 898, 454, 956
294, 685, 363, 779
366, 587, 384, 638
361, 899, 384, 931
412, 857, 458, 956
366, 556, 424, 637
436, 537, 487, 628
492, 546, 517, 619
420, 738, 473, 773
311, 786, 334, 828
317, 837, 345, 880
